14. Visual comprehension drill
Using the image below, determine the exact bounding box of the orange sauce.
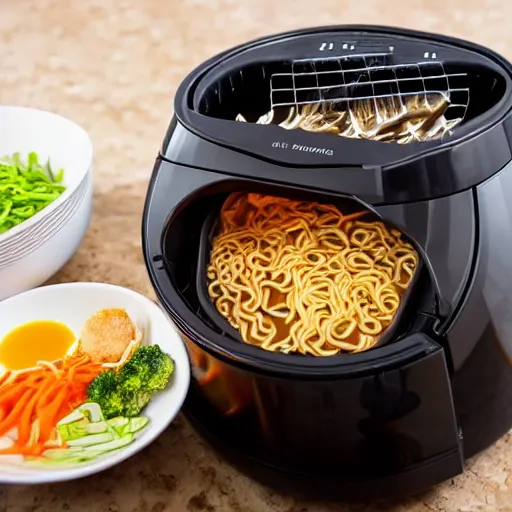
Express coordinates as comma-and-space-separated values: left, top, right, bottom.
0, 320, 75, 371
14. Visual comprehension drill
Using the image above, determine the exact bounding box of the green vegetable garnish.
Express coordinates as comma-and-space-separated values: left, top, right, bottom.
122, 391, 152, 418
0, 151, 66, 234
86, 345, 175, 420
33, 402, 151, 467
87, 370, 126, 419
120, 345, 175, 393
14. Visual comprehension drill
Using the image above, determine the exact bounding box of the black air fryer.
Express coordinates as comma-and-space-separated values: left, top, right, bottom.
142, 26, 512, 499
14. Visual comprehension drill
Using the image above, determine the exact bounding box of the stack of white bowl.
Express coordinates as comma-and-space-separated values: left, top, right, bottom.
0, 106, 94, 301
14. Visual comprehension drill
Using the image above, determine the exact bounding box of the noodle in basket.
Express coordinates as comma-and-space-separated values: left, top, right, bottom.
207, 193, 418, 356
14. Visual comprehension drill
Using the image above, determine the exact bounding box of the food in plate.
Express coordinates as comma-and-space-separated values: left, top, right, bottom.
0, 152, 66, 234
87, 345, 174, 419
207, 192, 418, 356
0, 309, 175, 469
28, 402, 149, 468
0, 355, 103, 461
79, 308, 141, 365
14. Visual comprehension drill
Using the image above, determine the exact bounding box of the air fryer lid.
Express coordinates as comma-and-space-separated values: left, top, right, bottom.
174, 25, 512, 170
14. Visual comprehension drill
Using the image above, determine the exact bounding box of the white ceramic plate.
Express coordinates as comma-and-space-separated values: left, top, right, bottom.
0, 282, 190, 484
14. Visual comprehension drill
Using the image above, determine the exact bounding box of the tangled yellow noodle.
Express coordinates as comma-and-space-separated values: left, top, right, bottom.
207, 192, 419, 356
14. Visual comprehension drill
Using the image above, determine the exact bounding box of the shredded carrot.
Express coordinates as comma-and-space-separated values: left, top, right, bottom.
0, 390, 36, 436
39, 384, 69, 441
0, 355, 103, 457
0, 385, 25, 405
68, 359, 97, 381
18, 378, 55, 445
36, 361, 61, 375
1, 369, 51, 388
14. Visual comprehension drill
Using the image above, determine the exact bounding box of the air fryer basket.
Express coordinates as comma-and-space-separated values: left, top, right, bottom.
195, 198, 423, 355
198, 59, 503, 132
194, 39, 508, 146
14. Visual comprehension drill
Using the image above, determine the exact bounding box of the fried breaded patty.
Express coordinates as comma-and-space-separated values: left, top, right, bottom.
79, 308, 136, 363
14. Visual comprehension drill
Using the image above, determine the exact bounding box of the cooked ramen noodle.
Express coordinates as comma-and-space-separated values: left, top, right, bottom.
207, 193, 418, 356
236, 93, 461, 144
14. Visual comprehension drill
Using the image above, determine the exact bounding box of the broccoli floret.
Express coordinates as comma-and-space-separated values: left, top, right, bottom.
87, 371, 125, 419
119, 345, 175, 393
122, 391, 152, 417
98, 391, 125, 420
118, 367, 143, 394
86, 345, 175, 420
88, 369, 118, 398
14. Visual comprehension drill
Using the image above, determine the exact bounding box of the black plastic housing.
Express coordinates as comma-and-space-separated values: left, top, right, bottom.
142, 25, 512, 499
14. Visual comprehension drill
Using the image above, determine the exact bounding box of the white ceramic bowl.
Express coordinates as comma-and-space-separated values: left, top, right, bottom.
0, 106, 93, 300
0, 282, 190, 484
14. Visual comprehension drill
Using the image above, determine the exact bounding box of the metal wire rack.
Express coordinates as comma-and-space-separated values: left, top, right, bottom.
269, 53, 470, 122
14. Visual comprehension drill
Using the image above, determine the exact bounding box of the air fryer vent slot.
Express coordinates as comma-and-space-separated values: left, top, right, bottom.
197, 56, 506, 144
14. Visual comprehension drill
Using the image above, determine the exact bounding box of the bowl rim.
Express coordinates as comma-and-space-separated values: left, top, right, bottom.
0, 106, 94, 244
0, 281, 191, 484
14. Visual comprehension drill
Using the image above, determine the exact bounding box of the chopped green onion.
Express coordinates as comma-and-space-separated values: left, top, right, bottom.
0, 152, 66, 235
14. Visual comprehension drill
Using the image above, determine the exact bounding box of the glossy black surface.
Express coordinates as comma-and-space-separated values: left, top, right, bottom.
142, 157, 512, 497
449, 163, 512, 430
183, 310, 512, 500
180, 332, 462, 501
183, 408, 463, 501
162, 120, 512, 205
142, 27, 512, 498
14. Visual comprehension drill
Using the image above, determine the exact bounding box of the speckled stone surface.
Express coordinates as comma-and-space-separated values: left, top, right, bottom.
2, 0, 512, 510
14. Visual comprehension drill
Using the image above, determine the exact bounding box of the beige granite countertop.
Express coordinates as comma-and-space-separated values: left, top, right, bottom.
1, 0, 512, 510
